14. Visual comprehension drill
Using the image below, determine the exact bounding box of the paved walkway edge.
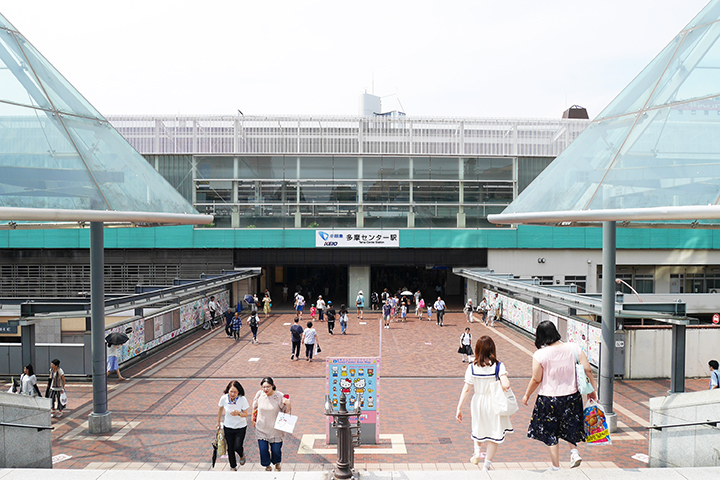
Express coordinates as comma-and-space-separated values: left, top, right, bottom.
2, 467, 720, 479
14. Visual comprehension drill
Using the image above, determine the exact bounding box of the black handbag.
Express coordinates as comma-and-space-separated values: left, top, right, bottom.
316, 344, 322, 353
457, 345, 465, 354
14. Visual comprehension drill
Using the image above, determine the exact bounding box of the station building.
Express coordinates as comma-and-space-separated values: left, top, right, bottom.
4, 102, 720, 320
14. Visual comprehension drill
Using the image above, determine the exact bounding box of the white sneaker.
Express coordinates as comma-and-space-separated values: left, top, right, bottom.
546, 466, 561, 472
569, 449, 582, 468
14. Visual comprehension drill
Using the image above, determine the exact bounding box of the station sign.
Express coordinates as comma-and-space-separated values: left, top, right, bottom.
315, 230, 399, 248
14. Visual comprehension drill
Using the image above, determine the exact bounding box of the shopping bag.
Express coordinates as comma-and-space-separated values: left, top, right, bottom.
274, 412, 298, 433
60, 391, 68, 407
584, 400, 611, 445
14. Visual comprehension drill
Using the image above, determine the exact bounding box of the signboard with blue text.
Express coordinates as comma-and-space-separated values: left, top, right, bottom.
326, 357, 380, 444
316, 230, 399, 248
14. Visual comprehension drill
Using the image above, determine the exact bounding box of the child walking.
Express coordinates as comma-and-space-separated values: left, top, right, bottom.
310, 304, 317, 320
401, 302, 407, 322
231, 312, 242, 340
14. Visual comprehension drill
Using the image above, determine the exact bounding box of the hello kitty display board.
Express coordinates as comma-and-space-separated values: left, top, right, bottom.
326, 357, 380, 444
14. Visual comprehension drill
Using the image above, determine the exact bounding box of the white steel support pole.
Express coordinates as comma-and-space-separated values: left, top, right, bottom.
600, 221, 617, 433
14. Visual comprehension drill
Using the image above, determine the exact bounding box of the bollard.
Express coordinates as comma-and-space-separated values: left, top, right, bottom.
325, 392, 362, 479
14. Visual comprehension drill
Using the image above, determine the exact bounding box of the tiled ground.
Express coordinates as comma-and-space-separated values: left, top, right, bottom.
46, 310, 709, 471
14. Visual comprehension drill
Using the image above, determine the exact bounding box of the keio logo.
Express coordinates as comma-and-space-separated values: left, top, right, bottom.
318, 231, 338, 246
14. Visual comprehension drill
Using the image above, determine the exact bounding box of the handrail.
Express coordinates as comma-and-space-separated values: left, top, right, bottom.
647, 420, 719, 431
0, 421, 53, 431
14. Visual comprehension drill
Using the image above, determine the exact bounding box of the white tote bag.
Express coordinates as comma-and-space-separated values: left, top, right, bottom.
574, 346, 595, 395
490, 363, 519, 416
274, 412, 298, 433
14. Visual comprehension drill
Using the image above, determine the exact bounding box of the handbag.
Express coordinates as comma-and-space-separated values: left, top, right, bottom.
274, 412, 298, 433
584, 399, 611, 444
457, 345, 465, 354
489, 363, 519, 416
574, 345, 595, 395
213, 428, 227, 456
60, 391, 68, 407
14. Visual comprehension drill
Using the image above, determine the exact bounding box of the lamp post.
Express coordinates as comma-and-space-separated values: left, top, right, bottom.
324, 392, 361, 479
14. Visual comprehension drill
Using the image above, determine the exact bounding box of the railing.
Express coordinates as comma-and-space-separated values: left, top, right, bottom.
0, 421, 53, 431
648, 420, 719, 431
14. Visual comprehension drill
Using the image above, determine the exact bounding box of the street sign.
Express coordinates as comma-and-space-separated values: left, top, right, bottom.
713, 313, 719, 324
0, 323, 18, 334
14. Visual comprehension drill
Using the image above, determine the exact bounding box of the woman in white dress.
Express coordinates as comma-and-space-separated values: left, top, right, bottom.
455, 335, 513, 471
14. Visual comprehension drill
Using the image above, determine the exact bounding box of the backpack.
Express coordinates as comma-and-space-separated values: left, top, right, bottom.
249, 315, 258, 327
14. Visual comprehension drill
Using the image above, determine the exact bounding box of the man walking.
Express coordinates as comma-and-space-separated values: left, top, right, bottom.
290, 317, 304, 360
317, 295, 326, 322
326, 301, 336, 335
224, 307, 235, 337
434, 296, 446, 326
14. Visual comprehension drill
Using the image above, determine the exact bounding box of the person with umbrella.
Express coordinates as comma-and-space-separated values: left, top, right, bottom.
217, 380, 250, 471
105, 330, 129, 381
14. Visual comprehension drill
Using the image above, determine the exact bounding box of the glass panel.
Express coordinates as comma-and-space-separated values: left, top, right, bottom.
413, 181, 459, 203
463, 182, 513, 204
0, 32, 52, 109
300, 204, 357, 229
15, 34, 103, 120
464, 205, 503, 228
196, 156, 233, 179
596, 34, 683, 120
0, 13, 17, 30
432, 157, 459, 179
464, 157, 514, 181
237, 156, 284, 179
361, 156, 382, 179
503, 114, 635, 214
364, 204, 409, 228
299, 181, 334, 203
382, 157, 410, 179
648, 21, 720, 108
62, 115, 196, 213
684, 2, 720, 29
363, 181, 410, 202
196, 180, 232, 203
588, 106, 720, 209
262, 181, 299, 203
237, 180, 260, 203
414, 205, 458, 227
299, 156, 332, 179
333, 157, 357, 179
0, 103, 105, 210
412, 156, 431, 179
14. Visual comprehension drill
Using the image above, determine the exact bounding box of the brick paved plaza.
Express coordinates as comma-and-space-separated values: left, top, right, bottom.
49, 310, 707, 472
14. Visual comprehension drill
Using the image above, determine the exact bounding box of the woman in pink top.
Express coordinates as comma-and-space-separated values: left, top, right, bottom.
521, 321, 596, 472
252, 377, 291, 471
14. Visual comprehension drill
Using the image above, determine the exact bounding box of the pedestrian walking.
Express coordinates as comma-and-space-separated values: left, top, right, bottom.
290, 317, 303, 360
231, 312, 242, 340
478, 297, 488, 324
262, 293, 272, 318
339, 304, 349, 334
217, 380, 250, 471
709, 360, 719, 389
107, 343, 125, 381
302, 321, 318, 362
427, 303, 432, 322
326, 301, 336, 335
455, 335, 513, 471
19, 364, 40, 396
355, 291, 365, 319
47, 359, 65, 418
400, 302, 407, 322
521, 321, 596, 472
371, 291, 379, 311
486, 295, 497, 327
294, 293, 305, 319
248, 312, 259, 344
417, 297, 425, 320
434, 296, 446, 326
310, 304, 316, 321
459, 328, 473, 363
225, 307, 235, 337
282, 284, 288, 303
383, 299, 391, 329
316, 296, 326, 322
252, 377, 291, 471
464, 299, 475, 323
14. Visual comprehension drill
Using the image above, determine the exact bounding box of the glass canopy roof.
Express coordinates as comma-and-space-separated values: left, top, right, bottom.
490, 0, 720, 228
0, 13, 209, 227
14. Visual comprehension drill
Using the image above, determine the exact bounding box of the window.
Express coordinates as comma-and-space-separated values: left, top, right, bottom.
564, 275, 586, 293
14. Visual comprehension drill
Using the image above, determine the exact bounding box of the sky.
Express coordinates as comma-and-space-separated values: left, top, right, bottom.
0, 0, 713, 119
